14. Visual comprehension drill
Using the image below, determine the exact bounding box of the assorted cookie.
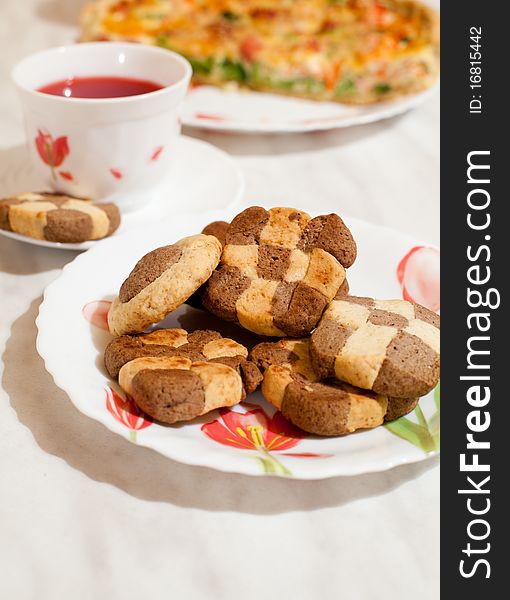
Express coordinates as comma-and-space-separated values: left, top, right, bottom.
105, 328, 262, 396
107, 234, 222, 336
106, 328, 262, 424
201, 206, 357, 337
102, 205, 439, 437
119, 356, 245, 425
0, 192, 120, 243
310, 296, 440, 398
250, 338, 417, 436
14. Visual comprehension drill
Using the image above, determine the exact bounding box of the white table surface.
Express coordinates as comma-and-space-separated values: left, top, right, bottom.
0, 2, 440, 599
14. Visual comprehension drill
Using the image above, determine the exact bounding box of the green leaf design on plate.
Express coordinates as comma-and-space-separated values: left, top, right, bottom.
385, 383, 440, 454
255, 450, 292, 476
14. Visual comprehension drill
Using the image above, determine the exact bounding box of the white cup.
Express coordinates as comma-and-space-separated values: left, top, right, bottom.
12, 43, 192, 212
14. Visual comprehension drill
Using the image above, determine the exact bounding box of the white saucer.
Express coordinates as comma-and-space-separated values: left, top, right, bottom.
0, 136, 244, 251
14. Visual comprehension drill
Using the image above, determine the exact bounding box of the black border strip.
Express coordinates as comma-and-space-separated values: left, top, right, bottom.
441, 1, 505, 594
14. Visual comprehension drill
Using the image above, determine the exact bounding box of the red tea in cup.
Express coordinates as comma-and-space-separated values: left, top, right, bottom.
37, 76, 163, 99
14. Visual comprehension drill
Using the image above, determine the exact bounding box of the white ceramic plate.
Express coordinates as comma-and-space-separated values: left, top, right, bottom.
37, 208, 440, 479
0, 136, 244, 251
180, 84, 438, 133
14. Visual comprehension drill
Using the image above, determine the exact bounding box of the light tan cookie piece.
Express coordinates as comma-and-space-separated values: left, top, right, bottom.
104, 327, 262, 395
310, 296, 440, 398
201, 206, 356, 337
118, 355, 243, 424
251, 338, 417, 434
108, 234, 222, 336
0, 192, 120, 242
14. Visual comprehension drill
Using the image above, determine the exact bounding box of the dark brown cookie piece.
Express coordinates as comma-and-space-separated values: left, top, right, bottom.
368, 309, 409, 328
44, 209, 93, 243
131, 368, 206, 424
373, 331, 440, 398
298, 214, 357, 268
226, 206, 269, 245
335, 278, 350, 299
257, 245, 291, 280
118, 245, 183, 303
308, 319, 350, 380
414, 304, 440, 328
272, 282, 329, 338
385, 397, 419, 422
100, 203, 121, 236
281, 379, 352, 436
201, 265, 252, 321
250, 342, 299, 372
202, 220, 229, 247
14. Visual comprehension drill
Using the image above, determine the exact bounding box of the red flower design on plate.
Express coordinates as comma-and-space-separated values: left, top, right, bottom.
202, 403, 331, 475
82, 300, 111, 330
59, 171, 74, 181
35, 129, 69, 180
105, 387, 152, 442
110, 168, 123, 179
397, 246, 440, 311
150, 146, 164, 161
195, 112, 225, 121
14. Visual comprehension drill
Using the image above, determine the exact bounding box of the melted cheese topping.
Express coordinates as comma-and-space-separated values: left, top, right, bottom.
80, 0, 439, 101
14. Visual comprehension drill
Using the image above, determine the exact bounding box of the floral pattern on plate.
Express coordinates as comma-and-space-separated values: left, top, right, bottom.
202, 403, 332, 476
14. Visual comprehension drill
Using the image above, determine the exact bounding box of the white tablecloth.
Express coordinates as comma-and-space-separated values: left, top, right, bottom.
0, 2, 439, 598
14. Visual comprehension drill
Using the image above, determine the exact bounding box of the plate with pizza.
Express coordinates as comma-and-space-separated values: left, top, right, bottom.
80, 0, 440, 133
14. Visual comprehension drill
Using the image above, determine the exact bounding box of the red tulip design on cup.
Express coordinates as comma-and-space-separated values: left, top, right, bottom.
397, 246, 440, 312
34, 129, 70, 181
202, 403, 331, 476
105, 387, 152, 442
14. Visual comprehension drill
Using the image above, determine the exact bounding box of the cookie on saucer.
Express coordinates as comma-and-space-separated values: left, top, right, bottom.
0, 192, 120, 242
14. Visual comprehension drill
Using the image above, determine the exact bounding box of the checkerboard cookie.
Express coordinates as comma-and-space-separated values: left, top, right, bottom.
108, 234, 222, 336
310, 296, 440, 398
105, 328, 262, 395
119, 355, 244, 424
0, 192, 120, 242
112, 329, 262, 424
251, 338, 392, 435
201, 206, 357, 337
